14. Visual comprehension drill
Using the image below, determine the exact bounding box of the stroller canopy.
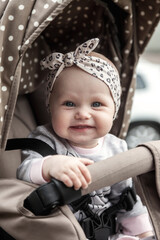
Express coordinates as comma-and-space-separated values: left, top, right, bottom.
0, 0, 160, 148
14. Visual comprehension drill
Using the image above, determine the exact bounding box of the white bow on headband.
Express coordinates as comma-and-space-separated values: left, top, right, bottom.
41, 38, 121, 119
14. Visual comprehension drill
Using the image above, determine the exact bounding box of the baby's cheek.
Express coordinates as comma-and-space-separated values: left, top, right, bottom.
52, 120, 68, 138
97, 117, 113, 135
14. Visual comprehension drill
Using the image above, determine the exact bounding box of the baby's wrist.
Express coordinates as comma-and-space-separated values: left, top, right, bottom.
42, 155, 53, 181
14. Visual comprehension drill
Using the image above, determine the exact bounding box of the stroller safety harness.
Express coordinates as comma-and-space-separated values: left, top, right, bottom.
71, 187, 137, 240
6, 138, 137, 240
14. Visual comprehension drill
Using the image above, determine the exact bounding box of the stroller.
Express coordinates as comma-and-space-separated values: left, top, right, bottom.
0, 0, 160, 239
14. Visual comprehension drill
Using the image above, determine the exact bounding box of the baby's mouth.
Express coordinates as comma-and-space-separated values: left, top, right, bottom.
70, 125, 94, 129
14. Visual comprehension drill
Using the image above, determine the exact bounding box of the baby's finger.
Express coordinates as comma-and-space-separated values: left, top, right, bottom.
72, 166, 89, 189
78, 162, 92, 185
67, 169, 83, 190
60, 174, 73, 188
79, 158, 94, 166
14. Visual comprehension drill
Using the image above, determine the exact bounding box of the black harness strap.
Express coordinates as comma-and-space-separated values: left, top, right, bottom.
6, 138, 56, 156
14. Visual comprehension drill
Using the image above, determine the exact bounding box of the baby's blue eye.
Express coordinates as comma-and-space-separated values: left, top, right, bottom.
64, 101, 75, 107
92, 102, 101, 107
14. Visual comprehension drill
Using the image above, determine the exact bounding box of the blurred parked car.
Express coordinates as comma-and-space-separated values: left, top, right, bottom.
126, 59, 160, 149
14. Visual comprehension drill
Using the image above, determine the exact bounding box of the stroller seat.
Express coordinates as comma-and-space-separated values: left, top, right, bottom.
0, 0, 160, 239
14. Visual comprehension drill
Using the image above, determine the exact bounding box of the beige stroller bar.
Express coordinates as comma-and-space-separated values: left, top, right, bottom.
83, 142, 157, 195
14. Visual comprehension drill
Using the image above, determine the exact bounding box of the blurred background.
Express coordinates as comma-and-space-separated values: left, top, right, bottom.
126, 23, 160, 148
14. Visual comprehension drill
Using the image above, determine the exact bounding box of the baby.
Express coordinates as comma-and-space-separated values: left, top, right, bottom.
17, 38, 154, 240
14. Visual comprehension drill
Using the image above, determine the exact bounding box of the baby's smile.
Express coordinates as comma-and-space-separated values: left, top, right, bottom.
69, 125, 95, 131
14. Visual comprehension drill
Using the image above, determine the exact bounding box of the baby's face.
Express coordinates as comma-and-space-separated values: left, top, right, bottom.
49, 66, 115, 148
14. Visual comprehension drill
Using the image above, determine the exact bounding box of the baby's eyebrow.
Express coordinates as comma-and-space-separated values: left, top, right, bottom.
91, 93, 109, 100
58, 93, 77, 100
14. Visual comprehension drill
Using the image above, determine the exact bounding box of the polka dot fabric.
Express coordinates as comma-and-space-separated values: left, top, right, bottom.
0, 0, 72, 148
0, 0, 160, 148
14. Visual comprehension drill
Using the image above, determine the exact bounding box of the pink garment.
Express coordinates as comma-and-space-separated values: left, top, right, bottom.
71, 137, 103, 155
117, 237, 139, 240
116, 236, 139, 240
121, 213, 153, 236
30, 157, 48, 184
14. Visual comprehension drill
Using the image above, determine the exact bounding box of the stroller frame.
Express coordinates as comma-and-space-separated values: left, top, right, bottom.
0, 0, 160, 239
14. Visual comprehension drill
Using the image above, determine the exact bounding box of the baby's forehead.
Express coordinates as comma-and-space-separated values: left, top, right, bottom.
52, 69, 112, 99
56, 64, 116, 95
57, 65, 89, 80
54, 65, 108, 88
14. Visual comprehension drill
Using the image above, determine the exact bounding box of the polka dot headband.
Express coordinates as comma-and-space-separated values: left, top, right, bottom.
41, 38, 121, 119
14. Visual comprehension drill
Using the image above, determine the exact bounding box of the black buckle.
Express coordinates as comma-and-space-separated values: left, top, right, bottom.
24, 178, 81, 215
80, 213, 116, 240
118, 186, 137, 211
79, 187, 137, 240
71, 194, 117, 239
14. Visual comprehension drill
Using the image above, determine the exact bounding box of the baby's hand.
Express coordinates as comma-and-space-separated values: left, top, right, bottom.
42, 155, 93, 190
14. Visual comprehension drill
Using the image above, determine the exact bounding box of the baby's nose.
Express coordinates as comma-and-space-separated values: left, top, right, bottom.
75, 107, 91, 120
